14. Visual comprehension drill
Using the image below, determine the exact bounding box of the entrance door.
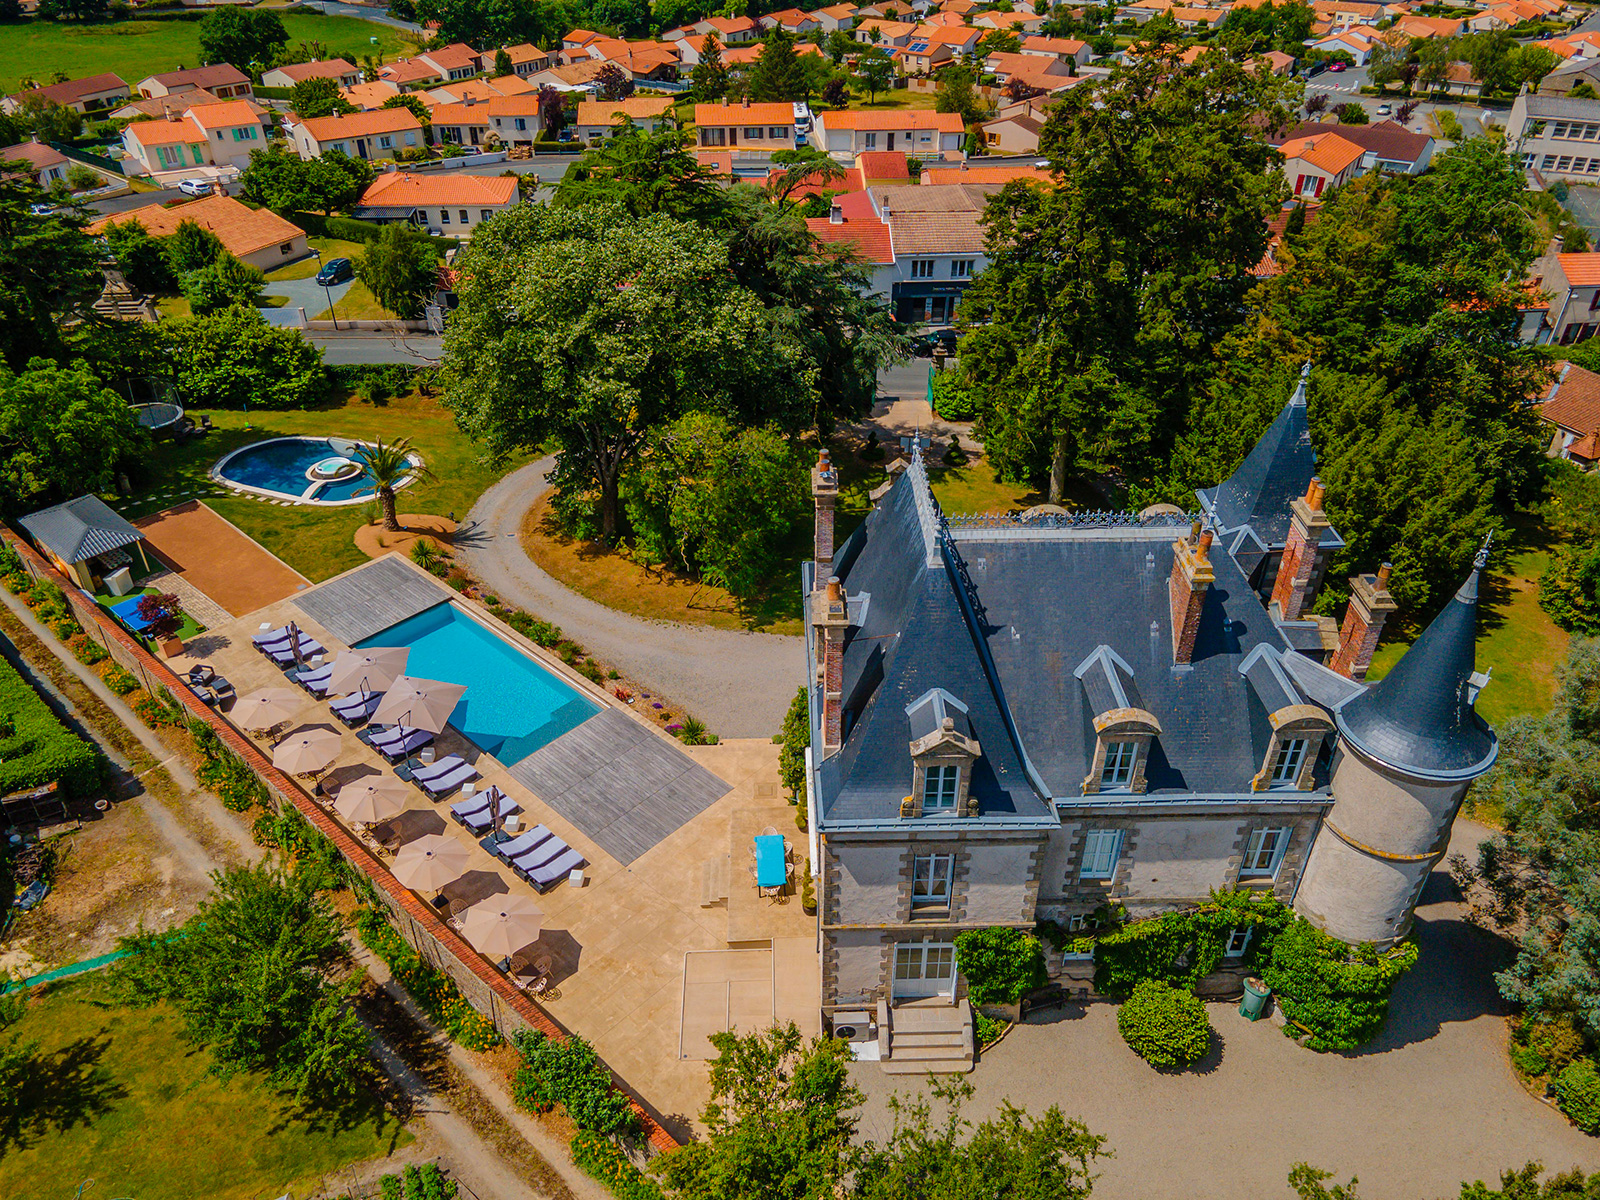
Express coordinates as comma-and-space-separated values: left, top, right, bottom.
355, 138, 370, 160
893, 940, 956, 999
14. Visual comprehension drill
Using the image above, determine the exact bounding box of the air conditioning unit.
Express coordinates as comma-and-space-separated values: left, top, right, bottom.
830, 1011, 876, 1043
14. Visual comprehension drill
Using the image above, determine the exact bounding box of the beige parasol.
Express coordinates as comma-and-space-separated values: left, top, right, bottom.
460, 895, 545, 959
271, 726, 343, 775
391, 834, 472, 891
234, 687, 303, 731
325, 646, 410, 697
371, 676, 467, 734
333, 775, 411, 824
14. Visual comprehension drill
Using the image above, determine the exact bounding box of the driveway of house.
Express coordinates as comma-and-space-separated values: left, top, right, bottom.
459, 457, 805, 740
259, 275, 354, 328
850, 820, 1599, 1200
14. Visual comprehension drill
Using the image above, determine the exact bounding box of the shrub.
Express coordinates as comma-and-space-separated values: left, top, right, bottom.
1117, 979, 1212, 1069
67, 632, 107, 665
973, 1008, 1008, 1049
578, 659, 605, 684
1528, 1017, 1586, 1073
131, 690, 183, 729
778, 685, 808, 797
356, 907, 500, 1050
930, 370, 977, 421
1556, 1058, 1600, 1133
1261, 918, 1418, 1052
953, 927, 1047, 1005
0, 542, 22, 575
1091, 890, 1292, 997
0, 651, 103, 797
1511, 1043, 1550, 1077
3, 573, 27, 594
569, 1130, 664, 1200
381, 1174, 403, 1200
511, 1029, 638, 1136
49, 618, 80, 642
97, 661, 139, 695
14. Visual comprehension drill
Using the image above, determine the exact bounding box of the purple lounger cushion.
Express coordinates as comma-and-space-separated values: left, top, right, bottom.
422, 760, 480, 799
527, 848, 585, 892
493, 827, 552, 861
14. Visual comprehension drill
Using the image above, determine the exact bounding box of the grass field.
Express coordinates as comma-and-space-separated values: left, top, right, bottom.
317, 278, 392, 321
0, 13, 415, 93
112, 390, 518, 583
0, 976, 411, 1200
266, 238, 367, 283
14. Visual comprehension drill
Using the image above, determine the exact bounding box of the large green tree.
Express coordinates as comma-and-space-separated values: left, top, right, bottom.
164, 307, 328, 410
290, 75, 354, 119
553, 123, 728, 222
180, 251, 267, 315
198, 7, 289, 72
0, 357, 145, 516
112, 861, 370, 1101
356, 223, 439, 319
441, 204, 808, 541
692, 35, 730, 100
0, 168, 102, 370
961, 47, 1294, 501
748, 28, 807, 102
240, 144, 374, 215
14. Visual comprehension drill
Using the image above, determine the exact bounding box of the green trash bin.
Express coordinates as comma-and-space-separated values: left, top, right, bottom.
1239, 977, 1270, 1021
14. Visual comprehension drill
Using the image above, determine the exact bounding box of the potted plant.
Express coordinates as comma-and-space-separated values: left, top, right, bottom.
137, 592, 186, 657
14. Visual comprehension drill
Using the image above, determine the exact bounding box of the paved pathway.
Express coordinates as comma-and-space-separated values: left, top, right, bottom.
260, 272, 354, 328
850, 820, 1597, 1200
459, 457, 805, 740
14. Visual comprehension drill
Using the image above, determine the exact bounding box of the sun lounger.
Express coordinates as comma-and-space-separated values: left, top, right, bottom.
506, 835, 571, 881
526, 847, 586, 893
451, 791, 518, 833
411, 754, 465, 782
331, 690, 381, 726
267, 635, 324, 667
252, 625, 290, 650
491, 826, 553, 862
420, 760, 480, 799
373, 727, 434, 762
293, 663, 334, 695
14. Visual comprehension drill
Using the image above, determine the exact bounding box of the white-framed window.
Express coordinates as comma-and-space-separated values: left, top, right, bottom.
1224, 926, 1252, 957
911, 853, 953, 909
439, 208, 451, 224
379, 135, 393, 149
1079, 828, 1122, 880
864, 131, 878, 148
1241, 827, 1289, 877
769, 125, 788, 138
910, 258, 935, 279
951, 259, 974, 278
515, 117, 526, 131
1101, 740, 1136, 788
480, 209, 492, 222
922, 764, 959, 811
703, 127, 727, 146
1068, 913, 1086, 932
1270, 738, 1307, 787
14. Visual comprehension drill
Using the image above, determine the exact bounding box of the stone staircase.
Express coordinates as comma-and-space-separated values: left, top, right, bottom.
699, 853, 729, 907
94, 264, 158, 323
883, 997, 974, 1075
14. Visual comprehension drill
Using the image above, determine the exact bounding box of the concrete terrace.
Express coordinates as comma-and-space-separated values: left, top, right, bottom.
171, 554, 818, 1131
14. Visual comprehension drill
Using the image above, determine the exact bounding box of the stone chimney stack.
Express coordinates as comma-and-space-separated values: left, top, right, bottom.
811, 448, 839, 577
813, 575, 851, 753
1169, 522, 1214, 666
1330, 563, 1397, 680
1271, 477, 1330, 621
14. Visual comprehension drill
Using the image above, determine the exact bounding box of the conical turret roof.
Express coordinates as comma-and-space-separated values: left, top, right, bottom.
1336, 550, 1498, 781
1201, 363, 1319, 549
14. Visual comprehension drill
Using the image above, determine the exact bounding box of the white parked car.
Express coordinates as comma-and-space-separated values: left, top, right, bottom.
177, 178, 213, 197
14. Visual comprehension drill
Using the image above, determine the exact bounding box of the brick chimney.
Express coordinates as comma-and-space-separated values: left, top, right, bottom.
1270, 477, 1330, 622
813, 575, 851, 753
1169, 522, 1214, 666
1329, 563, 1397, 680
811, 448, 839, 576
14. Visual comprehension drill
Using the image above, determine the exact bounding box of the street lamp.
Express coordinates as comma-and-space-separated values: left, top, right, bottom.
309, 247, 341, 331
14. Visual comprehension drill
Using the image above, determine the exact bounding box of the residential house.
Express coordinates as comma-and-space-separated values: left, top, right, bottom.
908, 23, 983, 53
806, 191, 894, 293
1428, 62, 1485, 97
981, 107, 1044, 154
260, 59, 361, 90
810, 3, 863, 31
289, 108, 423, 161
1020, 35, 1092, 68
983, 51, 1072, 86
342, 81, 403, 110
813, 108, 966, 159
694, 99, 798, 151
3, 72, 128, 115
2, 140, 70, 186
767, 7, 822, 32
1170, 5, 1228, 29
418, 43, 485, 82
1507, 89, 1600, 182
725, 41, 825, 67
854, 18, 918, 45
137, 65, 252, 100
799, 374, 1489, 1050
354, 171, 519, 235
1253, 198, 1322, 280
380, 58, 448, 89
587, 39, 704, 79
1278, 129, 1367, 197
1308, 27, 1379, 63
427, 102, 493, 149
89, 194, 309, 270
501, 43, 555, 77
1527, 238, 1600, 344
562, 28, 604, 50
1310, 0, 1388, 28
424, 79, 502, 106
922, 160, 1051, 185
525, 60, 614, 91
119, 118, 214, 176
1538, 56, 1600, 97
705, 15, 761, 42
1392, 13, 1467, 38
485, 95, 545, 146
1539, 361, 1600, 464
972, 9, 1044, 31
108, 89, 244, 121
870, 181, 990, 320
895, 38, 957, 74
177, 100, 268, 172
1278, 119, 1435, 174
1253, 49, 1297, 76
574, 96, 676, 140
675, 34, 723, 68
1120, 0, 1176, 22
1533, 37, 1585, 61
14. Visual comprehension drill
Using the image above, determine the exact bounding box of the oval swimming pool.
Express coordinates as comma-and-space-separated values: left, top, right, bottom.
212, 436, 419, 505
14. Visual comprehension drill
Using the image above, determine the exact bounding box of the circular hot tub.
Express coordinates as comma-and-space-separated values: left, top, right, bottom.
306, 455, 361, 483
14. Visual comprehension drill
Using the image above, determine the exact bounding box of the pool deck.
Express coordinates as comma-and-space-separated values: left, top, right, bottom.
172, 553, 817, 1134
133, 501, 310, 618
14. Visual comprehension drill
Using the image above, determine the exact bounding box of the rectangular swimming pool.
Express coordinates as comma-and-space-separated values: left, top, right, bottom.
355, 603, 600, 765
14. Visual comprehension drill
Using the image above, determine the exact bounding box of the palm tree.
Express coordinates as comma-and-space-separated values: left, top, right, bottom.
357, 437, 432, 532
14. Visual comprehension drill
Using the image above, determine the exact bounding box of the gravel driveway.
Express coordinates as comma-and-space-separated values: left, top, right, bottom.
459, 457, 805, 740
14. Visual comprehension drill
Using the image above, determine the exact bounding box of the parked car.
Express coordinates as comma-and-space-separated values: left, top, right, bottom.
911, 328, 961, 357
315, 257, 354, 286
1328, 61, 1347, 73
177, 178, 213, 197
1377, 103, 1392, 115
28, 202, 53, 217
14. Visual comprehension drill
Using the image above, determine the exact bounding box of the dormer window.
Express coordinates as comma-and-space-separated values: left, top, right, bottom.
904, 688, 981, 818
1101, 741, 1137, 789
1269, 738, 1307, 787
1075, 646, 1162, 796
1238, 645, 1334, 792
922, 765, 959, 811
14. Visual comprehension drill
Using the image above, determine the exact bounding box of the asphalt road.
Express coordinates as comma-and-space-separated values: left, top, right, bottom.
309, 333, 442, 363
297, 0, 422, 33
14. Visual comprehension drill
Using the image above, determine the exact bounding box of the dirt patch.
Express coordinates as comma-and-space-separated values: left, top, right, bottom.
353, 513, 458, 563
134, 501, 310, 617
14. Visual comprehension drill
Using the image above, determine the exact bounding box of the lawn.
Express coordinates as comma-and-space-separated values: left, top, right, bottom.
0, 976, 411, 1200
848, 89, 940, 110
91, 583, 207, 640
0, 13, 415, 93
266, 237, 367, 283
110, 389, 519, 584
318, 278, 393, 321
1365, 517, 1568, 728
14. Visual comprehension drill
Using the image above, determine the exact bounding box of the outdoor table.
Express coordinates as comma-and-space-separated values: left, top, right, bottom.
110, 595, 152, 632
754, 834, 786, 889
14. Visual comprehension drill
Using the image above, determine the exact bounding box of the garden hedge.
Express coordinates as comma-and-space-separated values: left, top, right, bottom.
1259, 918, 1418, 1052
0, 649, 102, 799
1117, 979, 1212, 1069
1556, 1058, 1600, 1133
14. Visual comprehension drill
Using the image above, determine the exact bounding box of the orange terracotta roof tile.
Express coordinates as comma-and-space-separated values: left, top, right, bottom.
1542, 361, 1600, 437
297, 108, 423, 142
123, 118, 209, 146
269, 59, 357, 83
819, 110, 965, 131
695, 100, 796, 125
1559, 253, 1600, 286
576, 96, 676, 124
182, 100, 263, 129
90, 194, 304, 258
1278, 130, 1365, 175
360, 171, 518, 208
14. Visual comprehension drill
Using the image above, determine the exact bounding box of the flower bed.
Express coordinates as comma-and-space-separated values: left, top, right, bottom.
357, 907, 501, 1051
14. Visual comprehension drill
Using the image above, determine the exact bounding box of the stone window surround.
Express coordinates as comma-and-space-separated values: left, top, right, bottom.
1251, 706, 1334, 793
1080, 709, 1161, 796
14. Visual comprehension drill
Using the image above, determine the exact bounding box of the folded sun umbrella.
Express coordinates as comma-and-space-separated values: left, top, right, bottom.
460, 894, 544, 959
371, 676, 467, 735
272, 726, 343, 775
391, 833, 472, 891
235, 687, 303, 731
333, 775, 411, 824
325, 646, 410, 697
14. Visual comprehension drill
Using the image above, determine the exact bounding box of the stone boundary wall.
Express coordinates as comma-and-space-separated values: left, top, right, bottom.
1, 527, 681, 1155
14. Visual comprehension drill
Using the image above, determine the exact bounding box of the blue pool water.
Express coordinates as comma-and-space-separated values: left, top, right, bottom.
216, 437, 377, 503
355, 603, 599, 764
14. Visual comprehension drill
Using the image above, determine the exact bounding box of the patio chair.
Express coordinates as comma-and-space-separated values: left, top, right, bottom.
452, 791, 519, 834
187, 664, 215, 686
492, 826, 553, 863
186, 681, 217, 707
209, 675, 235, 704
421, 759, 480, 799
526, 847, 586, 894
512, 954, 553, 995
374, 727, 434, 762
292, 663, 334, 695
331, 689, 381, 727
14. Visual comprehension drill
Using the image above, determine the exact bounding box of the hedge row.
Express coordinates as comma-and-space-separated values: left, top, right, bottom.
0, 645, 103, 799
290, 210, 458, 254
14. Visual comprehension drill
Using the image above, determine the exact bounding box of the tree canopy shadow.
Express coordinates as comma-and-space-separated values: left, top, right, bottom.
0, 1033, 127, 1153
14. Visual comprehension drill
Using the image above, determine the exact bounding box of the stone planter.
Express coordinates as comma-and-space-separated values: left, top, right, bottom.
159, 636, 184, 658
